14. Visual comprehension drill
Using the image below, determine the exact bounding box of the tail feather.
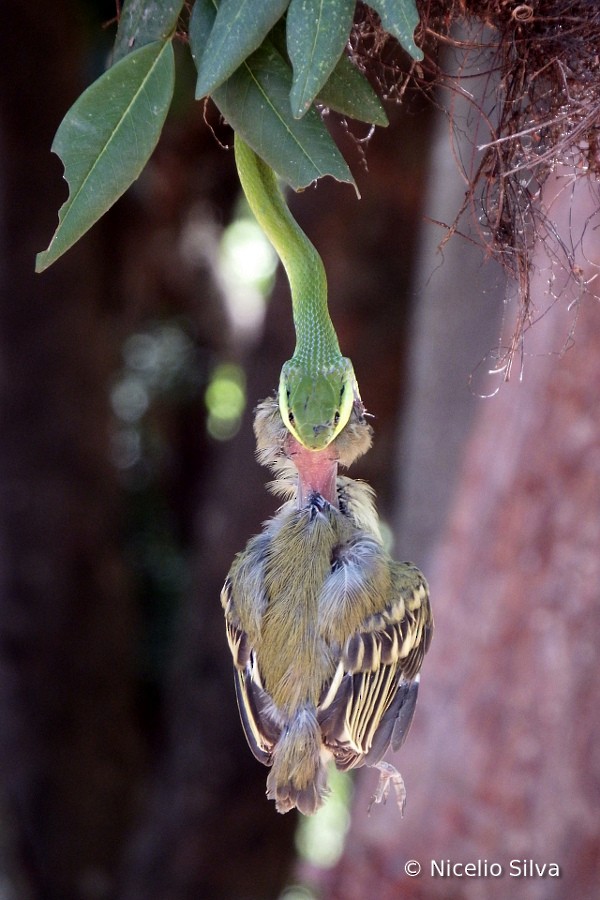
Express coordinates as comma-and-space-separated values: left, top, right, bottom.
266, 707, 329, 815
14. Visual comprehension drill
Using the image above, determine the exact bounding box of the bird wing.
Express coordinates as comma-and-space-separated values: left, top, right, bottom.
221, 576, 281, 766
318, 563, 433, 769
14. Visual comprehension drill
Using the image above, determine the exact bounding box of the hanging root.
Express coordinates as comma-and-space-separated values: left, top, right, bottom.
348, 1, 600, 373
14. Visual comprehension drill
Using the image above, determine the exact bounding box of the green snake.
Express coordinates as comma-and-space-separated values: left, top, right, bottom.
234, 135, 359, 451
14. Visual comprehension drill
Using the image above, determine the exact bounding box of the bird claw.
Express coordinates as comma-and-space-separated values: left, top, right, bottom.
368, 761, 406, 816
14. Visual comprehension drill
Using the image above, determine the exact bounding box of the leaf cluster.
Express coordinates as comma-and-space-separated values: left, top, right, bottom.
36, 0, 422, 272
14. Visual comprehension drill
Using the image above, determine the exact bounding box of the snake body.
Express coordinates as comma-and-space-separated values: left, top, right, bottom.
234, 136, 359, 451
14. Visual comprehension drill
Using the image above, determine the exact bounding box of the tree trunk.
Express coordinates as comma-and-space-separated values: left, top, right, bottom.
317, 165, 600, 898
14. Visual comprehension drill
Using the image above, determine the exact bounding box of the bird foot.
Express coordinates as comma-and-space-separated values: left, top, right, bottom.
368, 761, 406, 816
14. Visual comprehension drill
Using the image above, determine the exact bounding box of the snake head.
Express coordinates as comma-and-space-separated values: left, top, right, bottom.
278, 357, 358, 451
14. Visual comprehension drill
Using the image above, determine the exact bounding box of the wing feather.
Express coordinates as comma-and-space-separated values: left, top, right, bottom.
233, 664, 282, 764
222, 575, 283, 767
319, 561, 433, 770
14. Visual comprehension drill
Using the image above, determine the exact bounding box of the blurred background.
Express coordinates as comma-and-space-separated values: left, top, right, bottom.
1, 2, 599, 898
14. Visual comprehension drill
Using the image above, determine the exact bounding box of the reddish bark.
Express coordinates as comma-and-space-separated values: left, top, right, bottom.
317, 176, 600, 899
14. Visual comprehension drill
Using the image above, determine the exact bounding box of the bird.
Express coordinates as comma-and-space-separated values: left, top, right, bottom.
252, 392, 373, 506
230, 106, 432, 819
220, 401, 433, 815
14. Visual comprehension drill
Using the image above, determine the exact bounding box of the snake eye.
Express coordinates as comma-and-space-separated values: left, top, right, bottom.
334, 411, 340, 425
288, 411, 295, 423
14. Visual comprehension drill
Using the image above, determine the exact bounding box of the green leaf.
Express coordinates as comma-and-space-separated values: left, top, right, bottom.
36, 41, 174, 273
367, 0, 423, 61
192, 0, 290, 99
287, 0, 355, 119
188, 0, 216, 64
318, 52, 388, 126
213, 42, 356, 191
113, 0, 184, 63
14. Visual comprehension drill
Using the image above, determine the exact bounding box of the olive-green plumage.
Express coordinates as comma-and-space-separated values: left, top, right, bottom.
234, 135, 359, 451
227, 136, 431, 815
220, 401, 433, 815
257, 503, 338, 713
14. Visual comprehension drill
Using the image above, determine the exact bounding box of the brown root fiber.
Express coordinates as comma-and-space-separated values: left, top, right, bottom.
351, 1, 600, 368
